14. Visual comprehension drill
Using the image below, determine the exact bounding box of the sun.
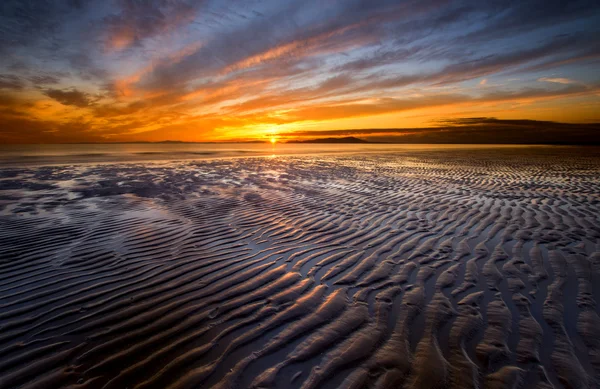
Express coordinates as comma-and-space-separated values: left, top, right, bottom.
270, 137, 276, 144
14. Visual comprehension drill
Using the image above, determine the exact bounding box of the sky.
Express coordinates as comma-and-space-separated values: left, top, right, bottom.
0, 0, 599, 143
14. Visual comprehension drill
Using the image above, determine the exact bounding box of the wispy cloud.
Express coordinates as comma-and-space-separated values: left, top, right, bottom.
0, 74, 24, 90
538, 77, 578, 84
0, 0, 599, 143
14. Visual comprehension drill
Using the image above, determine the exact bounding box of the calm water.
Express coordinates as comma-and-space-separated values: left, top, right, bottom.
0, 143, 539, 166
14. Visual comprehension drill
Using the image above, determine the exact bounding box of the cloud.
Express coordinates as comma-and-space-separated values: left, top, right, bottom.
434, 117, 596, 129
538, 77, 577, 84
459, 0, 600, 44
280, 118, 600, 144
223, 83, 597, 124
102, 0, 197, 51
130, 0, 450, 92
0, 0, 599, 143
0, 74, 24, 90
0, 1, 75, 53
43, 88, 97, 108
29, 75, 61, 86
0, 114, 103, 144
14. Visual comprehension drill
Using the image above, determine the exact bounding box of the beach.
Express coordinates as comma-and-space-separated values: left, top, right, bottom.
1, 146, 599, 389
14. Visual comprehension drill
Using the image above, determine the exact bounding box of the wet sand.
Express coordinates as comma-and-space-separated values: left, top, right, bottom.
0, 146, 599, 389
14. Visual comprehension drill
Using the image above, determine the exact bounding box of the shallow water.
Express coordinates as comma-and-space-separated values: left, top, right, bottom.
0, 143, 539, 166
0, 146, 599, 389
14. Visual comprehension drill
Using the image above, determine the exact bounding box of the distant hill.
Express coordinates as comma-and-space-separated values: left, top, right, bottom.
286, 136, 369, 144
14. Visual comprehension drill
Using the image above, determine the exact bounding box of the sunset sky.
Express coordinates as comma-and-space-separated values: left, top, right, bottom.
0, 0, 599, 143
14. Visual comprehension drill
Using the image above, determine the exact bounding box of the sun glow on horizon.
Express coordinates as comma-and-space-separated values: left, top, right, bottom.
0, 1, 598, 144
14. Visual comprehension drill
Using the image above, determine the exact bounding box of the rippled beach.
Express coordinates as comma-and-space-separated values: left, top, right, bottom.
1, 146, 599, 389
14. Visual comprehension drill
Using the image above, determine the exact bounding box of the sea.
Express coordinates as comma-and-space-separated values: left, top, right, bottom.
0, 143, 538, 167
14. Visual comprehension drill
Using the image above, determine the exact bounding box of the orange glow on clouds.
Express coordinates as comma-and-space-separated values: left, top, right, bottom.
0, 1, 598, 144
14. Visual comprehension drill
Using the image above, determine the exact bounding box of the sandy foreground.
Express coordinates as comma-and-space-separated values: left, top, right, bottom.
0, 147, 599, 389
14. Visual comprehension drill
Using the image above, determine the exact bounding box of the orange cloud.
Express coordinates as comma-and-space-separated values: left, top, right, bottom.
538, 77, 577, 84
222, 22, 375, 74
106, 27, 136, 51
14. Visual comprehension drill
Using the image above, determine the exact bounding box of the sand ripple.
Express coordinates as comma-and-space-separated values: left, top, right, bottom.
0, 147, 599, 388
